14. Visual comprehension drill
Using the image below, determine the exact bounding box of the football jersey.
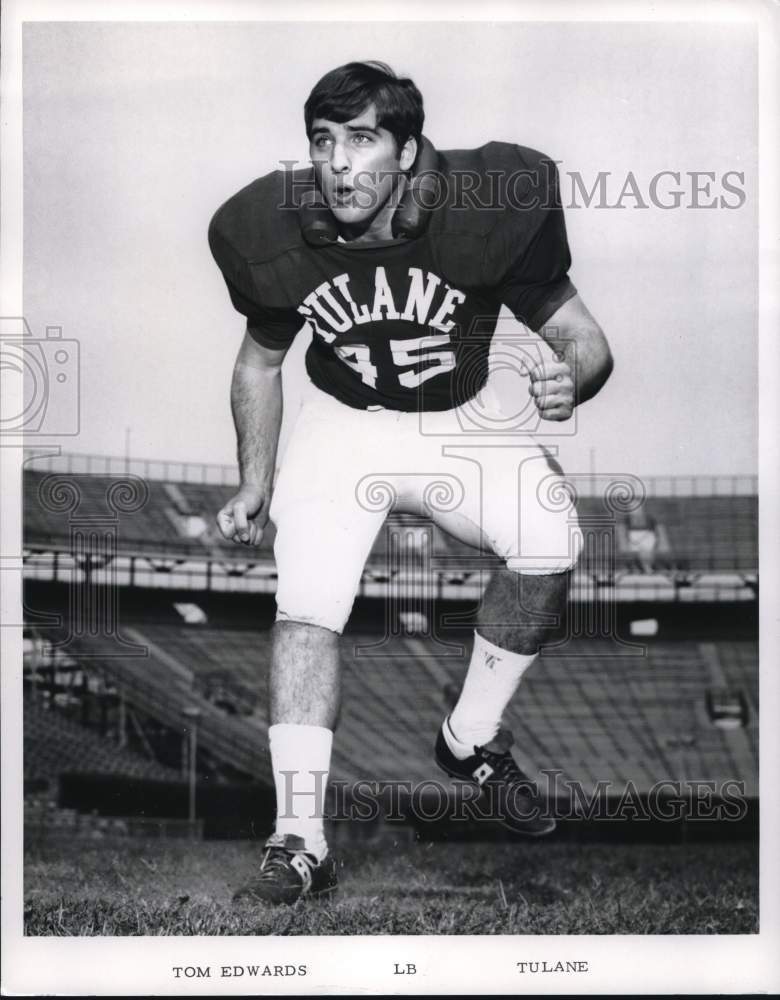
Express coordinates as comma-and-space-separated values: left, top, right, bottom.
209, 141, 576, 412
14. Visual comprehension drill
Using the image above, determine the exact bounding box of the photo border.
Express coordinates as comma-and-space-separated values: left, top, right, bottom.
2, 0, 778, 994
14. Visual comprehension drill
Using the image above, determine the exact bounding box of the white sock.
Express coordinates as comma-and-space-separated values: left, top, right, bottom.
445, 631, 537, 759
269, 723, 332, 861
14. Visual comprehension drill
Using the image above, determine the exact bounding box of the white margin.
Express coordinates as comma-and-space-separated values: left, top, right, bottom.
1, 0, 778, 995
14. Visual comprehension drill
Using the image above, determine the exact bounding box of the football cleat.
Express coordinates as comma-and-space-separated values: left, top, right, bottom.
435, 720, 556, 836
232, 833, 338, 905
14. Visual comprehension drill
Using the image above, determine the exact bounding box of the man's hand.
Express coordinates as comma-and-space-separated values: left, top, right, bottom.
216, 483, 269, 546
528, 354, 575, 422
536, 293, 613, 407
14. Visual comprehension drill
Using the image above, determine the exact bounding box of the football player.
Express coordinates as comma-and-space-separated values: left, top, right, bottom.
210, 61, 613, 904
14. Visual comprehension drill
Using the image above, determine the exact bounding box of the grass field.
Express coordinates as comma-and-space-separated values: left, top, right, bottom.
24, 834, 758, 935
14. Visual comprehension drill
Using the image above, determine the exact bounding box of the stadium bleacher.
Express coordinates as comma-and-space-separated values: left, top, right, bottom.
20, 458, 759, 833
24, 699, 184, 785
22, 469, 757, 572
22, 471, 275, 557
24, 605, 758, 799
339, 635, 758, 795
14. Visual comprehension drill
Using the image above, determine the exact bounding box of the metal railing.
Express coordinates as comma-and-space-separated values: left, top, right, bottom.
24, 451, 758, 496
25, 451, 240, 486
22, 531, 276, 564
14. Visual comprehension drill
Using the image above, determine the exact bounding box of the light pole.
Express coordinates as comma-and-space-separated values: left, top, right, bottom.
182, 707, 202, 833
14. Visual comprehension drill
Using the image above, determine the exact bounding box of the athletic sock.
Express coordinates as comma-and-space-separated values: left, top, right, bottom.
445, 631, 537, 759
269, 723, 332, 861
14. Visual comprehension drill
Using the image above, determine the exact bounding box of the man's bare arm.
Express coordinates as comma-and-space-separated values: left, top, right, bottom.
527, 294, 613, 422
539, 293, 613, 405
216, 329, 288, 545
232, 329, 287, 486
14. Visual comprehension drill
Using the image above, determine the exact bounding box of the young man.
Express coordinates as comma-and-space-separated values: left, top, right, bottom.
210, 61, 613, 904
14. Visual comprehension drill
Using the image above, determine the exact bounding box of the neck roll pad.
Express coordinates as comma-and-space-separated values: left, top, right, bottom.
299, 135, 440, 246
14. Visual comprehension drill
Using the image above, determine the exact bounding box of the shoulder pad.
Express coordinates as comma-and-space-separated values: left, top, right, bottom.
208, 168, 316, 306
430, 142, 561, 288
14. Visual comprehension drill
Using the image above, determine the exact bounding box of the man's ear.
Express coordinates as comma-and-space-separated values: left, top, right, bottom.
400, 136, 417, 172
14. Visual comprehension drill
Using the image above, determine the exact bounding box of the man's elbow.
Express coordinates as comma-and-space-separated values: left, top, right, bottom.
600, 340, 615, 383
574, 325, 613, 404
234, 329, 288, 378
590, 325, 614, 384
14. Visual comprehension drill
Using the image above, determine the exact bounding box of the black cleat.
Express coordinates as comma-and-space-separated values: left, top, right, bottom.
435, 720, 556, 836
232, 833, 338, 905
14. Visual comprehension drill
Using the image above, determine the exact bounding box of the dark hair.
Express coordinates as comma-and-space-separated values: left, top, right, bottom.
304, 61, 424, 151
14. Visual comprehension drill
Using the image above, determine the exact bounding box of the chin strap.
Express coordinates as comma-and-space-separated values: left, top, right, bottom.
299, 135, 441, 246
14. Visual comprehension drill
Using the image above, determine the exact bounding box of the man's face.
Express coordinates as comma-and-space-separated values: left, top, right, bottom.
309, 104, 416, 230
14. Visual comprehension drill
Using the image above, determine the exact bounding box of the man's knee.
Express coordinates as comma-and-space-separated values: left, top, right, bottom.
486, 445, 582, 576
508, 501, 582, 575
477, 568, 571, 653
524, 448, 581, 573
275, 605, 350, 636
273, 618, 341, 640
273, 520, 376, 636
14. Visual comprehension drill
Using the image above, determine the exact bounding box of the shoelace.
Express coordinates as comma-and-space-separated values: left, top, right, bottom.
481, 747, 534, 788
257, 848, 292, 880
258, 846, 317, 881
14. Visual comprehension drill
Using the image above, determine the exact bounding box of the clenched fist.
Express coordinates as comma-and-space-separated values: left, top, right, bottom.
528, 354, 575, 421
216, 483, 269, 546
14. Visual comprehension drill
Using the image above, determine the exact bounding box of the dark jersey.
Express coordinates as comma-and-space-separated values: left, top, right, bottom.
209, 142, 576, 412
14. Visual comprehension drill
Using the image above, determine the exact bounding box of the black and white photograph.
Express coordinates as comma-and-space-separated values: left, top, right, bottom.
1, 0, 779, 994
